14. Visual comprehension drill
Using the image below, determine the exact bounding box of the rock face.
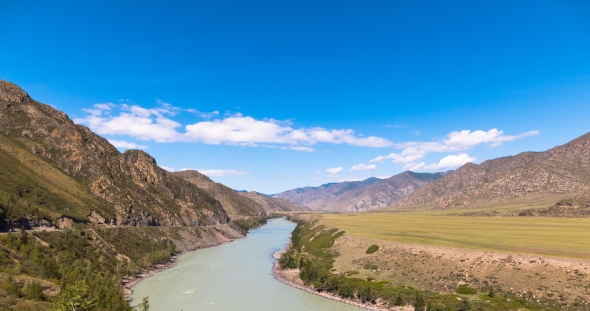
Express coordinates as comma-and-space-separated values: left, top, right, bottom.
275, 172, 448, 212
172, 170, 268, 216
393, 132, 590, 209
0, 80, 229, 226
238, 191, 311, 212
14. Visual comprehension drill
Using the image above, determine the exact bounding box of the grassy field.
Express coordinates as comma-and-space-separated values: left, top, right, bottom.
317, 210, 590, 259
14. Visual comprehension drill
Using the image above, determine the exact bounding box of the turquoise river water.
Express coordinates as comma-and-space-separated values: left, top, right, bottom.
130, 218, 363, 311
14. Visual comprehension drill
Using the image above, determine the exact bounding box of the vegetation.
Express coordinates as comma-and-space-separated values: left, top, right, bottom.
0, 225, 179, 310
365, 244, 379, 254
279, 220, 554, 310
456, 285, 478, 295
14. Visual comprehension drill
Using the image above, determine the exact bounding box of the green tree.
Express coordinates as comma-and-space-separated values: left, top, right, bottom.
52, 280, 97, 311
457, 298, 472, 311
414, 292, 425, 311
488, 286, 496, 297
394, 293, 404, 306
136, 296, 149, 311
2, 274, 20, 296
22, 279, 45, 300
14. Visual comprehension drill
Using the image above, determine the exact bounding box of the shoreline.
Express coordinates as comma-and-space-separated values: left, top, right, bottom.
271, 251, 410, 311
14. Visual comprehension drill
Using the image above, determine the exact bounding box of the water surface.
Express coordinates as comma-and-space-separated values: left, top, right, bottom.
131, 218, 362, 311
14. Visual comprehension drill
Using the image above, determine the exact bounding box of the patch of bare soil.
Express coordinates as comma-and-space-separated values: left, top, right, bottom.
330, 234, 590, 309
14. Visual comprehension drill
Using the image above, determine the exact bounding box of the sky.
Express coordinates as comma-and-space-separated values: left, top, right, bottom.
1, 1, 590, 193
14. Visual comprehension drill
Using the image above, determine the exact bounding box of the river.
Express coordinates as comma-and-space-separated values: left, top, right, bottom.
130, 218, 363, 311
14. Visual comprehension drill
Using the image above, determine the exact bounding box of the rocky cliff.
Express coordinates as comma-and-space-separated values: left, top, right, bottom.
0, 80, 229, 226
393, 132, 590, 209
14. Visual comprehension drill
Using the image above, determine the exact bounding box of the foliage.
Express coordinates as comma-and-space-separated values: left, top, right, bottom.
365, 245, 379, 254
51, 280, 96, 311
136, 296, 149, 311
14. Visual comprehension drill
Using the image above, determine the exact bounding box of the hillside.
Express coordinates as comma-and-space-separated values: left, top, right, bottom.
307, 171, 449, 211
0, 80, 229, 227
238, 191, 311, 212
274, 177, 381, 205
393, 132, 590, 209
275, 171, 448, 212
171, 170, 267, 216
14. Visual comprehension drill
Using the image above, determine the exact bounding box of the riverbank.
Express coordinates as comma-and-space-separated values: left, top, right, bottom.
271, 251, 412, 311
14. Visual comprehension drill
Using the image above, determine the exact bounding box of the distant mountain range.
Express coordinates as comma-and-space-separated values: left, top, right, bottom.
392, 132, 590, 209
275, 171, 450, 212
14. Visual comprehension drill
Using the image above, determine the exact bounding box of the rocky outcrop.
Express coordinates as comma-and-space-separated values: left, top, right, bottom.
0, 80, 229, 226
393, 132, 590, 209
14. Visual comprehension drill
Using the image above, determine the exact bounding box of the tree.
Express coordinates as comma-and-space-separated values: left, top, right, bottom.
51, 280, 97, 311
394, 293, 404, 306
22, 279, 45, 300
136, 296, 149, 311
414, 292, 425, 311
457, 298, 472, 311
488, 286, 496, 297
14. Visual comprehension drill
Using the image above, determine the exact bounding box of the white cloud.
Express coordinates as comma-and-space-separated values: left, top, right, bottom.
350, 163, 377, 171
191, 169, 250, 177
108, 140, 149, 150
326, 167, 343, 175
187, 108, 220, 118
160, 166, 175, 172
76, 103, 393, 150
370, 128, 538, 171
407, 153, 476, 171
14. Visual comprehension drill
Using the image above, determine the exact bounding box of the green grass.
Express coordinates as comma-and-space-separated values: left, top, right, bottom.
318, 210, 590, 259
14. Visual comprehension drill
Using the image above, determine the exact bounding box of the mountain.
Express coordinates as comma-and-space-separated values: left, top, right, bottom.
238, 191, 311, 212
275, 172, 449, 212
171, 170, 267, 216
393, 132, 590, 209
274, 177, 381, 205
0, 80, 229, 227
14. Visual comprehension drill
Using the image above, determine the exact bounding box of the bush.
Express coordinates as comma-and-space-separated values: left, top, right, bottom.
363, 264, 378, 270
365, 245, 379, 254
456, 285, 477, 295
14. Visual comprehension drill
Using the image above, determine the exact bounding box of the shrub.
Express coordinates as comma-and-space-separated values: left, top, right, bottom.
365, 245, 379, 254
363, 264, 378, 270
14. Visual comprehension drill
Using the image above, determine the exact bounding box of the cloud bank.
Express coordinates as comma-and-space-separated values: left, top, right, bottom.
75, 102, 393, 151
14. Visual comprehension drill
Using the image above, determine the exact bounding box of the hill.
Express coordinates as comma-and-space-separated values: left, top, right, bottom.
171, 170, 267, 216
393, 132, 590, 209
238, 191, 311, 212
0, 80, 228, 228
275, 171, 448, 211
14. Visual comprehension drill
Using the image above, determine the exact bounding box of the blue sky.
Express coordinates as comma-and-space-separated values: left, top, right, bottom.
1, 1, 589, 193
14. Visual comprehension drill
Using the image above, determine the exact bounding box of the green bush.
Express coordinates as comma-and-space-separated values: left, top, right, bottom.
456, 285, 478, 295
365, 245, 379, 254
363, 264, 378, 270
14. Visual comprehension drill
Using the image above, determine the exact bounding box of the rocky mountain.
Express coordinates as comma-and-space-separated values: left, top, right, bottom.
274, 177, 381, 206
238, 191, 311, 212
0, 80, 229, 227
393, 132, 590, 209
171, 170, 268, 216
307, 171, 449, 211
275, 171, 448, 212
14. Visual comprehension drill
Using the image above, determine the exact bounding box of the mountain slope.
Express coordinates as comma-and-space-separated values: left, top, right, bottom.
393, 132, 590, 209
0, 80, 228, 226
274, 177, 381, 205
306, 171, 449, 211
171, 170, 267, 216
238, 191, 311, 212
